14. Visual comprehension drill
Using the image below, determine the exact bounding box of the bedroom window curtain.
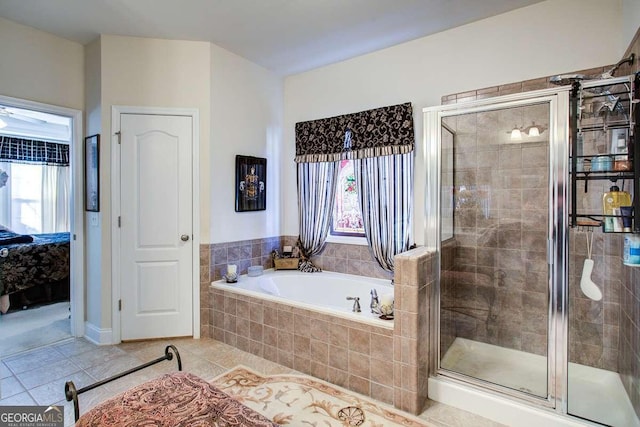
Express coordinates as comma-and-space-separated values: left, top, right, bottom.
295, 102, 414, 269
0, 135, 69, 166
42, 164, 70, 232
0, 161, 10, 228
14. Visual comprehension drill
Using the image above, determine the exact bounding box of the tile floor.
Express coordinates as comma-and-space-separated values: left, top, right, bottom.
0, 337, 502, 426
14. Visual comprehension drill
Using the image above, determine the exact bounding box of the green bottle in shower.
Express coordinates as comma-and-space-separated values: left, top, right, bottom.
602, 185, 631, 232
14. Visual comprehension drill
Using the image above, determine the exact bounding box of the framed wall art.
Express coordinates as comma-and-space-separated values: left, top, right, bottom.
235, 155, 266, 212
84, 134, 100, 212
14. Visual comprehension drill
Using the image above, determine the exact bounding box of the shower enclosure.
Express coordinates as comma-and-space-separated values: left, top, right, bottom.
424, 82, 639, 426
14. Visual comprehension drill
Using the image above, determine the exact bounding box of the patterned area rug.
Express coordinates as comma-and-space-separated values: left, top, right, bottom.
212, 366, 433, 427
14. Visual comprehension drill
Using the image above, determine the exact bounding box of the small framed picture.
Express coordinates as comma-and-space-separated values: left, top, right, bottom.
235, 155, 266, 212
84, 134, 100, 212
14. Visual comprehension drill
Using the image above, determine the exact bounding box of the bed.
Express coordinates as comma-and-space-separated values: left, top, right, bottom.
0, 230, 70, 313
66, 345, 279, 427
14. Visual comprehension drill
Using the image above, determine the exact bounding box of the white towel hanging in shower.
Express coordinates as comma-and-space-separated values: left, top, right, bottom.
580, 229, 602, 301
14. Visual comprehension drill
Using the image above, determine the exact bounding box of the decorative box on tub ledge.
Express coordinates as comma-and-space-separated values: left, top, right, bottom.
274, 258, 299, 270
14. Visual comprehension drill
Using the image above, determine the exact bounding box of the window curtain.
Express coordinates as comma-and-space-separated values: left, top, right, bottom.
0, 161, 10, 227
296, 161, 339, 257
295, 102, 414, 269
295, 102, 414, 163
0, 135, 69, 165
41, 164, 70, 232
354, 152, 413, 271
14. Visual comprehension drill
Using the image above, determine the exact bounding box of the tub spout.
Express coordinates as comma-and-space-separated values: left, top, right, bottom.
346, 296, 361, 312
370, 289, 379, 313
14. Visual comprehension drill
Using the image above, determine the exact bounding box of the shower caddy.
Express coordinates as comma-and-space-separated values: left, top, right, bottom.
570, 72, 640, 232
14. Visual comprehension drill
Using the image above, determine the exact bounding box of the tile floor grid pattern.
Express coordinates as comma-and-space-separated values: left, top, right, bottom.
0, 338, 502, 427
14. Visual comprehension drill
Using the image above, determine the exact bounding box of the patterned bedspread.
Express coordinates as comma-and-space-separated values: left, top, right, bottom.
77, 372, 279, 427
0, 232, 70, 296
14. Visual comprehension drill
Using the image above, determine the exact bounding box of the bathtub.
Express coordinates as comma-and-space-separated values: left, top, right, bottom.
211, 269, 394, 328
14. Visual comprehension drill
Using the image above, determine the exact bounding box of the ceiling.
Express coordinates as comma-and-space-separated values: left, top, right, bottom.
0, 0, 543, 76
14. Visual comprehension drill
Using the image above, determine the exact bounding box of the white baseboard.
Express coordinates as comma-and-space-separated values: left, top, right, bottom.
84, 321, 113, 345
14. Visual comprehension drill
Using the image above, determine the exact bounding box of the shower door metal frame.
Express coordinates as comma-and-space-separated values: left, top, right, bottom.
424, 87, 571, 414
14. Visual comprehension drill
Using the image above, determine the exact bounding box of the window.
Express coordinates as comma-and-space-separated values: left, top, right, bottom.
330, 159, 365, 237
0, 162, 70, 234
1, 163, 43, 234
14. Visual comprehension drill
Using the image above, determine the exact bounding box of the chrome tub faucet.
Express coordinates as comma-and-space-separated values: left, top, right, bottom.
346, 296, 361, 312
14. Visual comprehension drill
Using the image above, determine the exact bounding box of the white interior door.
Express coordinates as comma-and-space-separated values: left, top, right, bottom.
119, 113, 193, 340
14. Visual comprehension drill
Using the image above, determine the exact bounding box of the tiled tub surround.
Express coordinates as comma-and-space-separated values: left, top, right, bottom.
203, 236, 392, 283
209, 247, 434, 415
210, 288, 396, 402
281, 235, 394, 281
201, 237, 393, 338
441, 58, 638, 416
199, 236, 282, 338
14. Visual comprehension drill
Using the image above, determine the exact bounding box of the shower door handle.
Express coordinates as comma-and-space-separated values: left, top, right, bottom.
547, 239, 554, 265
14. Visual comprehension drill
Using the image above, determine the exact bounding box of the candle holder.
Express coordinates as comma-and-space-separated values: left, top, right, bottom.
221, 266, 238, 283
224, 264, 238, 283
223, 274, 238, 283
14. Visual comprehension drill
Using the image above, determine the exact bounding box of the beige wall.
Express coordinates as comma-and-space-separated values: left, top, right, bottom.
210, 44, 283, 243
623, 0, 640, 48
282, 0, 624, 245
83, 38, 103, 327
84, 35, 284, 333
0, 17, 84, 110
85, 35, 212, 330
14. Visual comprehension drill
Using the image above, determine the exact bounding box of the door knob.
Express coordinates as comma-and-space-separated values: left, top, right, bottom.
180, 234, 190, 242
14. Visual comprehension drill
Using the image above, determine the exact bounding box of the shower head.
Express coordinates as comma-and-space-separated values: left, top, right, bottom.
598, 53, 635, 79
549, 74, 586, 86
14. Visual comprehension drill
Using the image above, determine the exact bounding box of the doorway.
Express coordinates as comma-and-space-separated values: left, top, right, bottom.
111, 106, 200, 343
0, 95, 84, 357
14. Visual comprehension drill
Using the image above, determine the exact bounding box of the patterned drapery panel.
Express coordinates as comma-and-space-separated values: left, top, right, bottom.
0, 135, 69, 166
354, 152, 413, 272
295, 102, 414, 163
297, 161, 339, 258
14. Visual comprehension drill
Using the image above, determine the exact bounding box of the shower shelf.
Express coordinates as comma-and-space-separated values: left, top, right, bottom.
574, 216, 631, 233
570, 73, 640, 232
571, 171, 634, 179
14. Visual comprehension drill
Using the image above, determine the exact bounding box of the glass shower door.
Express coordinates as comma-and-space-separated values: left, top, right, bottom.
436, 100, 553, 400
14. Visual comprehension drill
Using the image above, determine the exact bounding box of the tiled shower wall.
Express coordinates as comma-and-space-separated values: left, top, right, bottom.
439, 108, 550, 357
441, 55, 638, 415
200, 236, 392, 336
622, 263, 640, 417
618, 27, 640, 417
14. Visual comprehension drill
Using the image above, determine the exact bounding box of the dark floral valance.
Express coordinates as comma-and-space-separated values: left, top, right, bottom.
0, 135, 69, 166
294, 102, 414, 163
